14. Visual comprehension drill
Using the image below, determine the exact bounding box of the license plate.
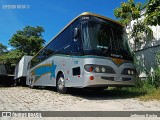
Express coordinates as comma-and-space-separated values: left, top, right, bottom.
114, 77, 122, 82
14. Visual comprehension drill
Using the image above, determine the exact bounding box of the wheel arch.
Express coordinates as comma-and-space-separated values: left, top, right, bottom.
56, 71, 65, 82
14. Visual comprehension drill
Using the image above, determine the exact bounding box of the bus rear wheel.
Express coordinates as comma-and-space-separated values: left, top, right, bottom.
29, 79, 34, 89
13, 79, 17, 87
56, 74, 67, 94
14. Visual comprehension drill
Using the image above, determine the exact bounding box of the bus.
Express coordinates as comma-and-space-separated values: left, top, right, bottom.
26, 12, 136, 93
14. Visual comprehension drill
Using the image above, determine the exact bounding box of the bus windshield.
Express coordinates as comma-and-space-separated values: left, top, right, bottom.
82, 19, 133, 60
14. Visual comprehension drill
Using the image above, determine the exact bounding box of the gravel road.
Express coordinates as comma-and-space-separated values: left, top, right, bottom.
0, 86, 159, 120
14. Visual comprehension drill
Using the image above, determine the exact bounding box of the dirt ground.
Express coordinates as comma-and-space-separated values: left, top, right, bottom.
0, 86, 159, 120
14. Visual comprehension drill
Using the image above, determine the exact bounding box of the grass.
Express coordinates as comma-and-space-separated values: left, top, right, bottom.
139, 88, 160, 101
107, 87, 160, 101
110, 82, 160, 101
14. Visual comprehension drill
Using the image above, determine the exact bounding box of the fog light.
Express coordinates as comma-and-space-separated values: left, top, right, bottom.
90, 76, 94, 80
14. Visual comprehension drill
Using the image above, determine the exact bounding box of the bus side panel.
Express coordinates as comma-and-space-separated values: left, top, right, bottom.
27, 56, 68, 87
64, 57, 84, 88
27, 58, 55, 87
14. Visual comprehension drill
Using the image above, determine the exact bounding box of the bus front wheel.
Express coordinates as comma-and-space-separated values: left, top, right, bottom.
56, 74, 67, 94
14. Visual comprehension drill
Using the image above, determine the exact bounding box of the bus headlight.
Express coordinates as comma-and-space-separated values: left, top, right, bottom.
128, 70, 131, 75
101, 67, 106, 73
131, 70, 134, 75
84, 64, 115, 74
121, 68, 136, 75
95, 67, 100, 72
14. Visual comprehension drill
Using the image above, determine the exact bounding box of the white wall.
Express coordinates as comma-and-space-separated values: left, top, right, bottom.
126, 10, 160, 78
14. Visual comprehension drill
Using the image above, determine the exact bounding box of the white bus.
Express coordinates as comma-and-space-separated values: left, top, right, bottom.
27, 12, 136, 93
14, 56, 32, 86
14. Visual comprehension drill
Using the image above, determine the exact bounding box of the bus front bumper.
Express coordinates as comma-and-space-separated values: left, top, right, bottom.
83, 74, 135, 87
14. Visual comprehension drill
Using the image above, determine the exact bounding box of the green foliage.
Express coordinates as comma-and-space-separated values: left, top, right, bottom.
9, 26, 45, 56
131, 51, 160, 90
131, 21, 153, 43
114, 0, 142, 25
114, 0, 148, 50
145, 0, 160, 26
0, 43, 8, 55
153, 68, 160, 88
0, 26, 45, 65
134, 69, 160, 90
156, 50, 160, 65
151, 51, 160, 88
0, 50, 23, 64
123, 77, 157, 100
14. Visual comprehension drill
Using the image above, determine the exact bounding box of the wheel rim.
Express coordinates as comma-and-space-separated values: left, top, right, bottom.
14, 80, 17, 86
29, 79, 32, 87
58, 77, 65, 90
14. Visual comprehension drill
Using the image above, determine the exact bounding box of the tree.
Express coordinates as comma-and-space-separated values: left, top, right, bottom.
114, 0, 152, 50
131, 20, 153, 43
0, 50, 23, 64
9, 26, 45, 56
114, 0, 142, 26
0, 43, 8, 55
145, 0, 160, 26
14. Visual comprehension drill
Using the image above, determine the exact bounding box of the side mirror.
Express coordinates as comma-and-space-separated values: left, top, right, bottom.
74, 28, 79, 39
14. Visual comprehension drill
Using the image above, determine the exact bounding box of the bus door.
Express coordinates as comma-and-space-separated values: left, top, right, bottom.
69, 26, 83, 87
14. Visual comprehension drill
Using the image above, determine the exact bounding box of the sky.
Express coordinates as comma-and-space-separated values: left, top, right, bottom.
0, 0, 147, 48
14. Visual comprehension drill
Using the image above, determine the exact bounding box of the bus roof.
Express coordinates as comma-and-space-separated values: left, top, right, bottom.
31, 12, 122, 60
80, 12, 122, 26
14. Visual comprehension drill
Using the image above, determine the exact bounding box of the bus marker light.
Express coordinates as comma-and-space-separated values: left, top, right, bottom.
78, 75, 80, 78
89, 67, 93, 72
90, 76, 94, 80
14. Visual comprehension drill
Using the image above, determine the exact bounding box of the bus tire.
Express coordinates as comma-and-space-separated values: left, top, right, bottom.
29, 79, 34, 89
56, 74, 67, 94
13, 79, 17, 87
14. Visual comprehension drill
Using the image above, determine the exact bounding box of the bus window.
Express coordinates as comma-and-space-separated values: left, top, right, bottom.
82, 20, 133, 60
